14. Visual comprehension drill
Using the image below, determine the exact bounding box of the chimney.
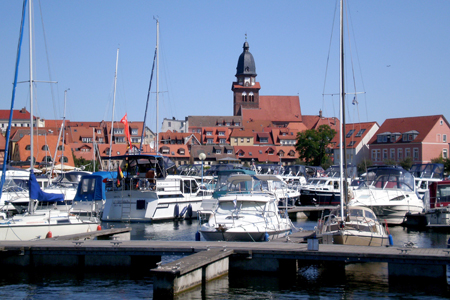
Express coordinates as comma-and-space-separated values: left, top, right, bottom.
319, 109, 322, 118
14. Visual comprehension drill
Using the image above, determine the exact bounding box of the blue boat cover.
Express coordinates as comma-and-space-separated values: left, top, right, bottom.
73, 172, 116, 202
28, 170, 64, 202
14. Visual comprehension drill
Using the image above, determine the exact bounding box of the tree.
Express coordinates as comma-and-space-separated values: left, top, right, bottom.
295, 125, 336, 166
399, 157, 413, 170
357, 159, 373, 174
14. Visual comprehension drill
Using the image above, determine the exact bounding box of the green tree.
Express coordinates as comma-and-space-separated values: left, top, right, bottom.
383, 159, 397, 166
431, 155, 450, 175
295, 125, 336, 166
357, 159, 373, 174
399, 157, 413, 170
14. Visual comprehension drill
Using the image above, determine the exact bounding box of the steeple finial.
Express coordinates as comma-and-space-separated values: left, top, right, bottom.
245, 33, 247, 41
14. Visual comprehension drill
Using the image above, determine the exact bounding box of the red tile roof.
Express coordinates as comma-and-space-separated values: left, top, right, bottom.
0, 108, 32, 120
332, 122, 378, 149
241, 96, 302, 122
369, 115, 447, 144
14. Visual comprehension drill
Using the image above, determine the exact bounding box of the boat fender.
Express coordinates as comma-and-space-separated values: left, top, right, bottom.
97, 225, 102, 231
195, 231, 201, 241
187, 204, 193, 218
174, 204, 179, 218
264, 232, 269, 242
180, 206, 188, 218
388, 234, 394, 246
46, 231, 53, 239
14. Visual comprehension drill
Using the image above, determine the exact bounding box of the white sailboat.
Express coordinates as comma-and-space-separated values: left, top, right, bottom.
0, 0, 100, 240
315, 0, 390, 246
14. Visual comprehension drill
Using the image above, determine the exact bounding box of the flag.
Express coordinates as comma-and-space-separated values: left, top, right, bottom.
352, 96, 358, 105
120, 113, 132, 149
117, 166, 124, 187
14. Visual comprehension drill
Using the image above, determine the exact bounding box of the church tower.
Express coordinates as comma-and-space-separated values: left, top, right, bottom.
232, 40, 261, 116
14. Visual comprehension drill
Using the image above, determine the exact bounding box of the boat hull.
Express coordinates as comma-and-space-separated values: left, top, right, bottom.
200, 228, 291, 242
0, 222, 98, 241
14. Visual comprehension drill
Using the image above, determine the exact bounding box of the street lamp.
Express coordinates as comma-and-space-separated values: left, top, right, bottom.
199, 153, 206, 185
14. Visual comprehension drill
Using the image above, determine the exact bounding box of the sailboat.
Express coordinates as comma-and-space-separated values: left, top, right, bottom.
315, 0, 391, 246
0, 0, 100, 239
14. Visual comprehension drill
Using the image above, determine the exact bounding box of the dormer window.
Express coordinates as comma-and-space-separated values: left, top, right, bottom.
57, 145, 64, 151
355, 129, 366, 137
346, 129, 355, 138
25, 145, 31, 150
42, 145, 49, 151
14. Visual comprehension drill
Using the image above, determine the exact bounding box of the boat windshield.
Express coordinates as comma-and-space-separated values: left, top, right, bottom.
363, 167, 415, 192
217, 200, 266, 214
330, 207, 377, 220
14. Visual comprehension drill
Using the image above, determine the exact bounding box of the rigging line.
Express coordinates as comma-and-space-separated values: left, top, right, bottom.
0, 0, 28, 198
321, 0, 339, 112
37, 0, 58, 121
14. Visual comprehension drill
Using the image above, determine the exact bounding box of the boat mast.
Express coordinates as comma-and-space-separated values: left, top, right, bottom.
60, 89, 68, 173
29, 0, 34, 173
339, 0, 346, 222
108, 48, 119, 171
155, 17, 159, 154
0, 0, 28, 198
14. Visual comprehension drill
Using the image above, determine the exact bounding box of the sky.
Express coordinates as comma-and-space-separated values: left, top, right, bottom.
0, 0, 449, 134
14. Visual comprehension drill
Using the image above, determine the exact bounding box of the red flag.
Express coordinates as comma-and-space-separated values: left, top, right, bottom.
120, 113, 132, 148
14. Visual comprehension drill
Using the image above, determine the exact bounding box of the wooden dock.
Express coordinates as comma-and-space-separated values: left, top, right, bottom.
1, 230, 450, 296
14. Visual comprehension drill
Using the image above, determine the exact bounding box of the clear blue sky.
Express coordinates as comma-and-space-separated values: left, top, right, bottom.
1, 0, 449, 134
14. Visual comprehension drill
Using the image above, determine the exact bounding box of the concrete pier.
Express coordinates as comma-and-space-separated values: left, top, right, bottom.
151, 247, 233, 297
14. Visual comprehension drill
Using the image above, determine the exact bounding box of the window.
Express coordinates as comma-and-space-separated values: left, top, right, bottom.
444, 135, 447, 143
227, 149, 232, 154
115, 137, 125, 143
383, 149, 388, 160
398, 148, 403, 161
348, 141, 356, 147
355, 129, 366, 137
249, 152, 253, 156
444, 149, 448, 159
42, 156, 52, 162
260, 137, 268, 143
207, 139, 214, 144
218, 131, 225, 136
168, 122, 171, 127
346, 129, 355, 138
413, 148, 419, 160
25, 145, 31, 150
219, 138, 226, 144
247, 138, 250, 143
113, 128, 124, 134
238, 152, 244, 157
82, 137, 92, 143
206, 131, 212, 136
57, 145, 64, 151
405, 148, 411, 158
235, 122, 240, 126
437, 134, 441, 142
371, 149, 380, 162
131, 128, 138, 135
390, 148, 395, 160
241, 138, 244, 143
97, 129, 102, 134
59, 156, 69, 163
215, 149, 221, 154
234, 138, 238, 143
98, 138, 104, 143
377, 135, 383, 143
226, 122, 230, 126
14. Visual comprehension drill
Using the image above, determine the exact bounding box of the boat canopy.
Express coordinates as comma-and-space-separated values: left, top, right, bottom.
73, 173, 109, 202
364, 166, 415, 192
28, 171, 64, 202
409, 163, 444, 179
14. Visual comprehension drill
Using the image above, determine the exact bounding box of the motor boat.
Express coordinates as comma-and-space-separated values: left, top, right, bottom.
348, 166, 424, 225
199, 174, 295, 241
410, 163, 444, 199
100, 154, 211, 222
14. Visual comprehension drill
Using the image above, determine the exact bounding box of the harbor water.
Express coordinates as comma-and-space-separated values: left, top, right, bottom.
1, 218, 450, 299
